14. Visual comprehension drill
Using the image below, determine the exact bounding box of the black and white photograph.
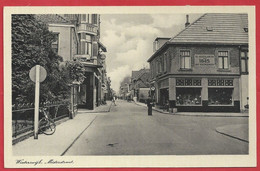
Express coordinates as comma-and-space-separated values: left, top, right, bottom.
4, 6, 256, 168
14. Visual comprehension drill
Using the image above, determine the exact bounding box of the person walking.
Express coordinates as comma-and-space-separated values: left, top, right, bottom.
112, 96, 117, 106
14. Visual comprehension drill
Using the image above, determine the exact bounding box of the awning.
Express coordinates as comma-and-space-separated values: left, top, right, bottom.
81, 62, 103, 68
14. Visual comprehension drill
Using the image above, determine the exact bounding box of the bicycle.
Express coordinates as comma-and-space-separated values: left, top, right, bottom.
38, 107, 56, 135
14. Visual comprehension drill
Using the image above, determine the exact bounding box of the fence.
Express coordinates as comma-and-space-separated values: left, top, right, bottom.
12, 100, 71, 138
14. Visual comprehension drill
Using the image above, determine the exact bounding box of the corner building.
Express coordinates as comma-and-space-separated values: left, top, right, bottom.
148, 13, 248, 112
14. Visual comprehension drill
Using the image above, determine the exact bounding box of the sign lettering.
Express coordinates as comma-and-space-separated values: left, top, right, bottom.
195, 54, 215, 65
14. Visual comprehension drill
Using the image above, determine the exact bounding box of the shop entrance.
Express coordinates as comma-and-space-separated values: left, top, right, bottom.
159, 88, 169, 106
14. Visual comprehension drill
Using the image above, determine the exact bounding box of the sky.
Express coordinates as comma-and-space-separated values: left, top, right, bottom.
100, 14, 202, 93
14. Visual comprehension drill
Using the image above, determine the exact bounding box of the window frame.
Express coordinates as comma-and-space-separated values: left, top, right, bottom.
163, 52, 167, 73
51, 33, 59, 54
180, 50, 191, 69
240, 50, 249, 74
217, 51, 229, 70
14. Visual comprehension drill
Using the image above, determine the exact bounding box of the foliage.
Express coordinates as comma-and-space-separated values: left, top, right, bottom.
12, 14, 70, 104
59, 61, 86, 85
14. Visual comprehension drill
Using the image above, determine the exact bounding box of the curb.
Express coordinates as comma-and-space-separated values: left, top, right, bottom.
215, 129, 249, 143
12, 117, 70, 145
133, 102, 249, 117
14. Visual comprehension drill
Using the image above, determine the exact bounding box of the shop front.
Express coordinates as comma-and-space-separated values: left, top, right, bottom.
169, 77, 240, 112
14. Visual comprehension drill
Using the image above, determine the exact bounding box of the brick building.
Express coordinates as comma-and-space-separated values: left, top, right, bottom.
147, 13, 248, 112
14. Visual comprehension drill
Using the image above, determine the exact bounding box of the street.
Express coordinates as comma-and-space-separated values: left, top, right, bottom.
64, 100, 248, 155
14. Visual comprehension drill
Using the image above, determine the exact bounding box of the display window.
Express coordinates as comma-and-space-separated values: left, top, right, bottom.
176, 88, 202, 106
208, 88, 233, 105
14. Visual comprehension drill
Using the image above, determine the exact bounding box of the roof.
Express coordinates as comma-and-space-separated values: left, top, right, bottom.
170, 13, 248, 44
148, 13, 248, 62
155, 37, 171, 41
136, 72, 151, 88
131, 69, 150, 80
35, 14, 71, 24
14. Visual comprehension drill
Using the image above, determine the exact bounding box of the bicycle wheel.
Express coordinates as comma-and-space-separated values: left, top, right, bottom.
38, 118, 56, 135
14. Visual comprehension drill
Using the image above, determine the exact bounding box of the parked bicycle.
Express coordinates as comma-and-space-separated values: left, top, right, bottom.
38, 107, 56, 135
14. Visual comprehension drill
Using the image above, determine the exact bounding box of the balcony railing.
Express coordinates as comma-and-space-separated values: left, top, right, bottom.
78, 23, 98, 35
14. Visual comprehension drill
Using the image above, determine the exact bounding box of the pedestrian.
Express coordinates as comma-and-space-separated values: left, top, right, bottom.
112, 96, 117, 106
147, 96, 152, 116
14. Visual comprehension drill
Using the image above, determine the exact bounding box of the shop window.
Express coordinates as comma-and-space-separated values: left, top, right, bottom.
208, 79, 233, 87
176, 78, 201, 86
180, 50, 191, 69
241, 51, 249, 74
218, 51, 229, 69
176, 79, 185, 86
51, 33, 59, 54
208, 88, 233, 105
176, 88, 202, 106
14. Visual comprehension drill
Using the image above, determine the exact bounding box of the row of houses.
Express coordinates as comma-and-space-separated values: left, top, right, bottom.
147, 13, 249, 112
36, 14, 112, 111
119, 68, 151, 103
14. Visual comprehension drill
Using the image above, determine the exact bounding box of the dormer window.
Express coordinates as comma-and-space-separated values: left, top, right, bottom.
244, 27, 248, 32
206, 26, 213, 31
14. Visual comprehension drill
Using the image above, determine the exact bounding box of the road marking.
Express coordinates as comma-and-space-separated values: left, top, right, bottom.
60, 116, 98, 156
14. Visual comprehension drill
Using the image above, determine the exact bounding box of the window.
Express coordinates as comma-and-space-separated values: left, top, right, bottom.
51, 33, 59, 54
82, 14, 86, 22
164, 53, 167, 72
85, 42, 92, 55
92, 14, 98, 24
208, 88, 233, 105
83, 14, 92, 23
180, 50, 191, 69
241, 51, 249, 74
85, 34, 92, 55
176, 88, 202, 106
157, 59, 161, 74
161, 57, 164, 73
218, 51, 229, 69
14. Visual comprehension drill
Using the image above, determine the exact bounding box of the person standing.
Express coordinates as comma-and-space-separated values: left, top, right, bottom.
147, 97, 152, 116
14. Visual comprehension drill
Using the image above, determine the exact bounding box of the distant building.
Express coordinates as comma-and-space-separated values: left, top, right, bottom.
119, 76, 131, 100
147, 13, 248, 112
130, 69, 151, 103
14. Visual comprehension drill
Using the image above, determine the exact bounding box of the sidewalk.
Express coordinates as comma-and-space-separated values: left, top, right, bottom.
134, 101, 249, 117
13, 113, 98, 156
216, 124, 248, 142
77, 101, 112, 113
13, 101, 112, 156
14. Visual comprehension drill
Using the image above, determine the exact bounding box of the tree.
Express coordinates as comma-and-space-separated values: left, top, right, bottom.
12, 14, 66, 105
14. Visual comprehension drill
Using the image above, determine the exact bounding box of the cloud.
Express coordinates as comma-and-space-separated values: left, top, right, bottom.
150, 14, 186, 28
100, 14, 202, 93
101, 16, 162, 92
109, 65, 131, 92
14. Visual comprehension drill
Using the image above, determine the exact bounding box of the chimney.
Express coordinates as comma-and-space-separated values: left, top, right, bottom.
185, 15, 190, 28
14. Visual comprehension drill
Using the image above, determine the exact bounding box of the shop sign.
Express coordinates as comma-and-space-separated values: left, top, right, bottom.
195, 54, 215, 65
